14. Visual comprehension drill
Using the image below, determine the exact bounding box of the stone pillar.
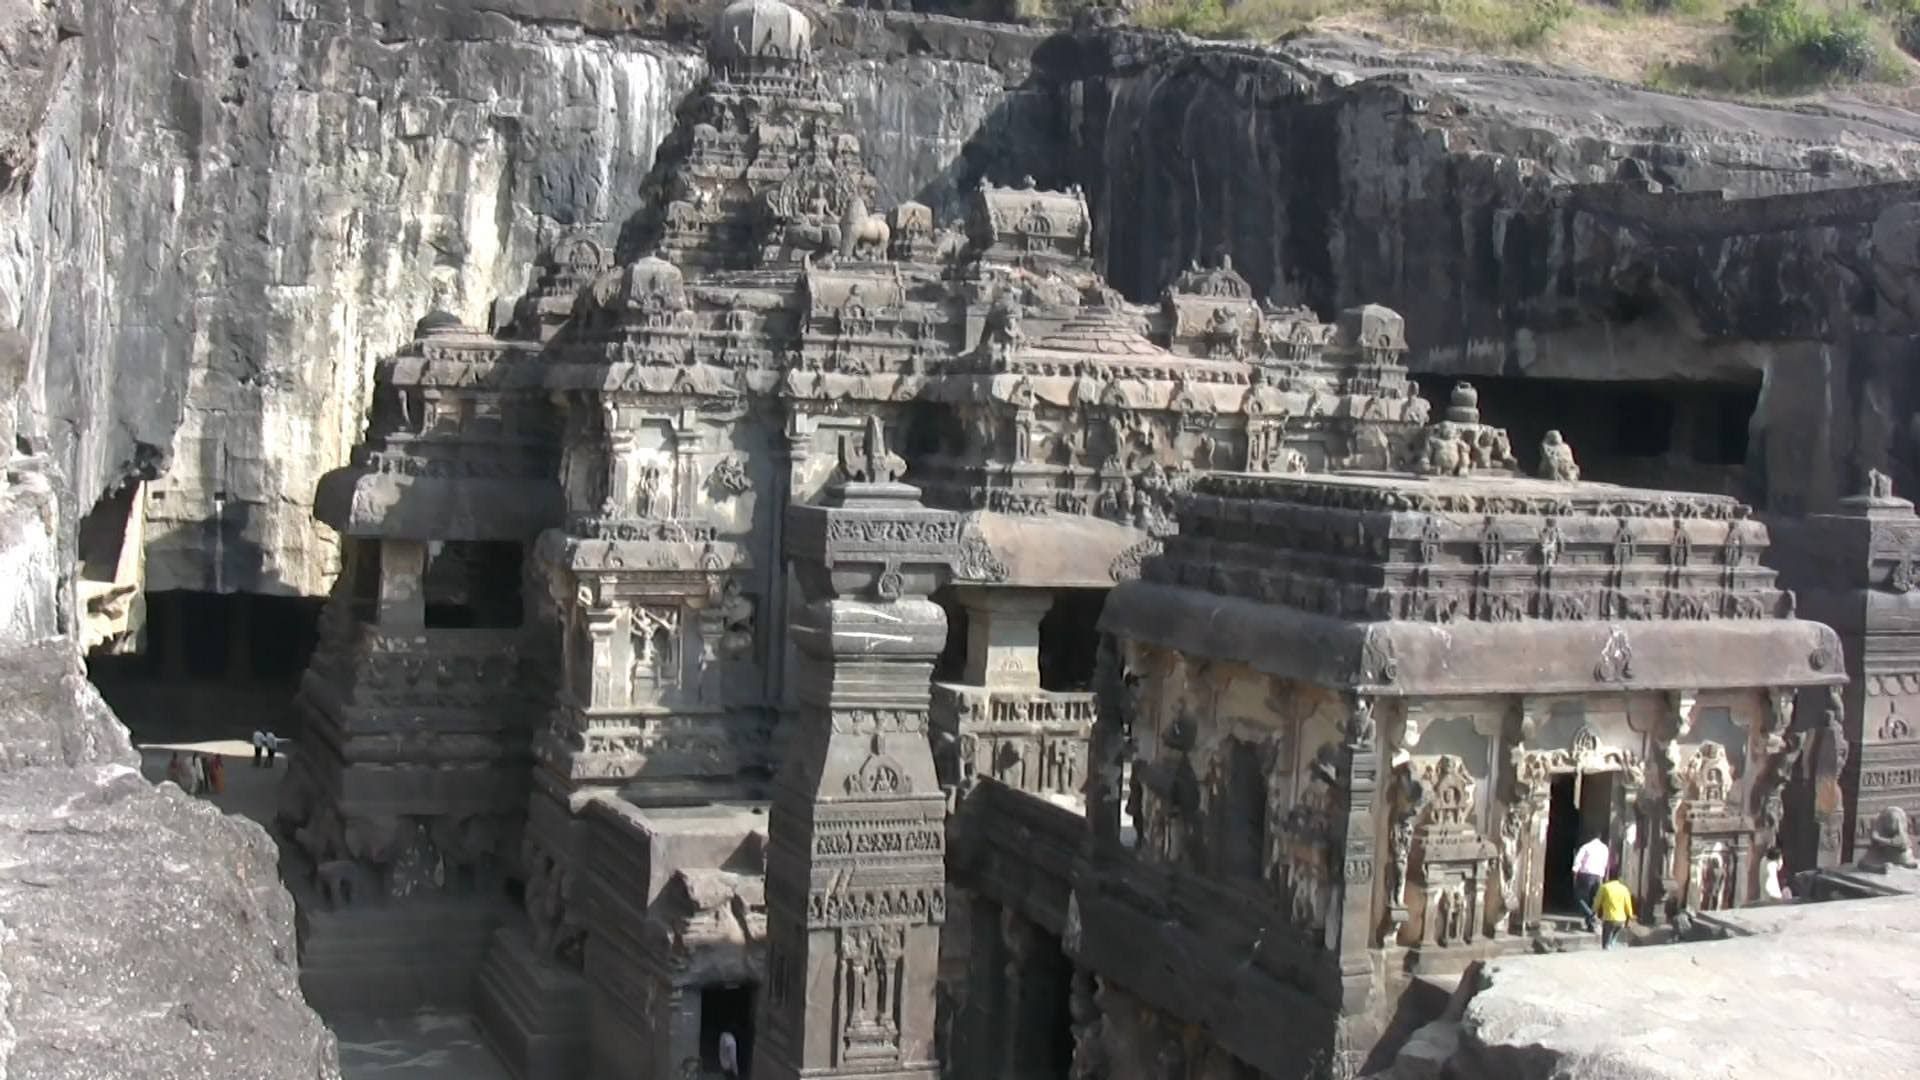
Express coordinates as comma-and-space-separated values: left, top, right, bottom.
1332, 693, 1379, 1023
958, 588, 1051, 690
760, 416, 957, 1080
378, 540, 428, 631
601, 402, 636, 517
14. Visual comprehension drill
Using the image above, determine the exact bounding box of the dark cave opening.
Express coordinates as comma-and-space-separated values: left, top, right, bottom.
1412, 374, 1760, 499
87, 590, 323, 741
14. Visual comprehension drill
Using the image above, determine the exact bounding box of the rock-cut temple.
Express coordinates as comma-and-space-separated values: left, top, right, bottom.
271, 2, 1878, 1077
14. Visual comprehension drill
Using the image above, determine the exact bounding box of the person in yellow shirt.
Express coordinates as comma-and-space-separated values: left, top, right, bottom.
1594, 875, 1635, 950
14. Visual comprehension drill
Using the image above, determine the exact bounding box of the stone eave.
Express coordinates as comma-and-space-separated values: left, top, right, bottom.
1101, 580, 1845, 696
313, 467, 561, 541
961, 509, 1147, 590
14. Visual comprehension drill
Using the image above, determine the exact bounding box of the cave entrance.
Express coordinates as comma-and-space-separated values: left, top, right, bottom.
700, 983, 756, 1075
1543, 771, 1615, 916
87, 590, 322, 742
1411, 374, 1759, 502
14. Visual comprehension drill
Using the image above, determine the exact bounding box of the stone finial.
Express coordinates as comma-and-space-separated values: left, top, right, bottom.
837, 414, 906, 485
1869, 468, 1895, 500
1858, 806, 1919, 873
1537, 430, 1581, 483
1444, 381, 1480, 426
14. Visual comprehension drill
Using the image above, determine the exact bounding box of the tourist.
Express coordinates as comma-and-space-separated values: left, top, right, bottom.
1594, 873, 1634, 950
719, 1029, 740, 1077
187, 752, 207, 795
251, 730, 268, 767
167, 751, 189, 790
1571, 832, 1609, 932
1760, 846, 1787, 901
207, 752, 226, 795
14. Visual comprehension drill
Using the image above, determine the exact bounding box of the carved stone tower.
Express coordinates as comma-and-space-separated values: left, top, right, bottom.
759, 417, 957, 1080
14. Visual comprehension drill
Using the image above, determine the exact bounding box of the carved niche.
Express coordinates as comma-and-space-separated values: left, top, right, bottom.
1677, 740, 1750, 913
1407, 756, 1494, 950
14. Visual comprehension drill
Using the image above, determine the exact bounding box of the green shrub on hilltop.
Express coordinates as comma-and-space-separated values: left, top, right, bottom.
1723, 0, 1885, 85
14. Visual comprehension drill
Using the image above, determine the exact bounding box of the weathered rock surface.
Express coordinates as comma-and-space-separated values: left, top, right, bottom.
1038, 29, 1920, 511
1425, 896, 1920, 1080
0, 461, 340, 1080
3, 0, 1048, 598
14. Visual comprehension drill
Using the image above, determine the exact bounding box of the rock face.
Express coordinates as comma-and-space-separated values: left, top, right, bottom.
3, 0, 1049, 598
1422, 894, 1920, 1080
0, 460, 340, 1080
1038, 30, 1920, 512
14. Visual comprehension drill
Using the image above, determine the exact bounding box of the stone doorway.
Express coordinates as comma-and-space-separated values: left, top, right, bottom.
1543, 771, 1616, 914
700, 983, 755, 1075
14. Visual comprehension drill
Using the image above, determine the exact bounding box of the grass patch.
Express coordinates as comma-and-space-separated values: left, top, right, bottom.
1649, 0, 1912, 91
1132, 0, 1340, 38
1123, 0, 1916, 93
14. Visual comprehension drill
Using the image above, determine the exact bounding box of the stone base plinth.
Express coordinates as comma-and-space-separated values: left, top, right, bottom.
294, 885, 514, 1016
476, 924, 590, 1080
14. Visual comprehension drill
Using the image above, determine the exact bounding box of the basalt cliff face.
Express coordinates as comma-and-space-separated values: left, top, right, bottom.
1038, 29, 1920, 511
2, 0, 1054, 597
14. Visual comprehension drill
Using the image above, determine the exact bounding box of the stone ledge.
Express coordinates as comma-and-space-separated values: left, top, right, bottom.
1430, 896, 1920, 1080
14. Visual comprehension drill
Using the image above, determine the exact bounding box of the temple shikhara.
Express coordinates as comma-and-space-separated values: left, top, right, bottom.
249, 2, 1918, 1078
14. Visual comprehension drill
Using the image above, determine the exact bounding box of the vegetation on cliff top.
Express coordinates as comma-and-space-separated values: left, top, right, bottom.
1085, 0, 1920, 94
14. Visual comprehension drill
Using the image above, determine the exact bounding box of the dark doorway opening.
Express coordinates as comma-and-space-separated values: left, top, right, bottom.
1038, 590, 1105, 692
1213, 738, 1268, 880
1543, 771, 1616, 914
701, 983, 755, 1075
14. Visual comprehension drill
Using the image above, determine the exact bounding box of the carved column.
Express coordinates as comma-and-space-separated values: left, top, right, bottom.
601, 401, 636, 516
760, 417, 957, 1080
957, 587, 1052, 690
1332, 693, 1379, 1015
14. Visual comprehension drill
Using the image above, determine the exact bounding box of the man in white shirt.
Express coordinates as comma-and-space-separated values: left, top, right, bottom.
1571, 834, 1610, 932
718, 1030, 739, 1078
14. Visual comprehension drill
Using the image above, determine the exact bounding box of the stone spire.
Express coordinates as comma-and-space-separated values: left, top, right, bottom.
758, 420, 959, 1080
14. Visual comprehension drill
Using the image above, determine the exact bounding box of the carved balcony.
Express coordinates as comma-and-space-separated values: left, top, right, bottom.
930, 683, 1094, 804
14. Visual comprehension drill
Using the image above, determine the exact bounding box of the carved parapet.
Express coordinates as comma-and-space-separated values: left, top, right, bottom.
930, 683, 1093, 802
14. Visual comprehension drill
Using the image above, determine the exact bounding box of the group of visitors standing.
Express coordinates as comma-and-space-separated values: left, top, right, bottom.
166, 751, 225, 796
